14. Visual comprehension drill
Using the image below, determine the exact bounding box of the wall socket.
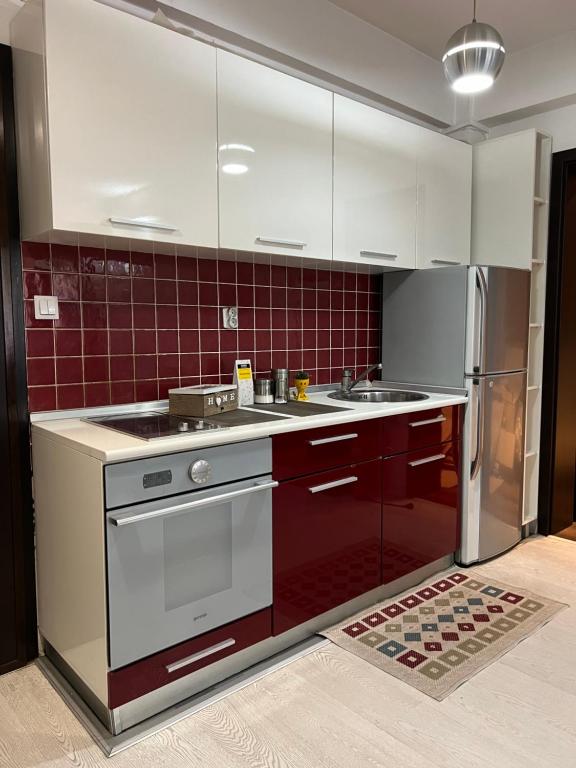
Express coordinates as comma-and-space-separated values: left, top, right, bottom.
222, 306, 239, 329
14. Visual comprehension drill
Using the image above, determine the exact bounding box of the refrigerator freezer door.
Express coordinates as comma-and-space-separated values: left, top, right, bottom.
460, 371, 526, 564
465, 267, 530, 376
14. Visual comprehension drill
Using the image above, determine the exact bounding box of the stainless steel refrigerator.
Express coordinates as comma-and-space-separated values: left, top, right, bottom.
380, 266, 531, 564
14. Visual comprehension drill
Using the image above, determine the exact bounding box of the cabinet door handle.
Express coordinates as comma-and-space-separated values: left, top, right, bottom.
360, 250, 398, 259
409, 415, 446, 428
109, 217, 179, 232
165, 638, 236, 674
255, 237, 306, 249
431, 258, 461, 265
408, 453, 446, 467
308, 476, 358, 494
308, 433, 358, 446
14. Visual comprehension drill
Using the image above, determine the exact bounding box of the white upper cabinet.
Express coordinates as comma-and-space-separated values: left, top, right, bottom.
12, 0, 218, 246
471, 130, 538, 270
333, 95, 420, 269
217, 51, 333, 260
416, 130, 472, 268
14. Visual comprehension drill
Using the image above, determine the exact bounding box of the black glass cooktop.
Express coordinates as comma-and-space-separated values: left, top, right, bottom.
87, 411, 227, 440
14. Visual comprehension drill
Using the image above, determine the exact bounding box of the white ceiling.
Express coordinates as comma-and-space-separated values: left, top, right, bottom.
327, 0, 576, 59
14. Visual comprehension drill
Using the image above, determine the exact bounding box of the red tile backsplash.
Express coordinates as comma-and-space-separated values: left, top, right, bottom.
22, 243, 381, 411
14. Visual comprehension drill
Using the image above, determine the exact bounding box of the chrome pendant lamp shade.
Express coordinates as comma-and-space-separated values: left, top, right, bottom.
442, 1, 505, 94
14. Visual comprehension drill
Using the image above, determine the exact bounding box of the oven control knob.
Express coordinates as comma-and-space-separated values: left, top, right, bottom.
189, 459, 212, 485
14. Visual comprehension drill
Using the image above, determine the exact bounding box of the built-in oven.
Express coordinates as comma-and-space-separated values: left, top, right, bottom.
105, 438, 276, 670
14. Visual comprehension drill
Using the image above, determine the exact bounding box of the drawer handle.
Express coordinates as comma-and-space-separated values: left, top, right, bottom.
308, 433, 358, 446
109, 216, 179, 232
255, 237, 306, 249
408, 415, 447, 428
408, 453, 446, 468
165, 638, 236, 674
308, 476, 358, 494
431, 258, 461, 265
360, 250, 398, 259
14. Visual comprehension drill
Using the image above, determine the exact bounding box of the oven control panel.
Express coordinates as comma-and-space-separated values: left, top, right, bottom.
189, 460, 212, 485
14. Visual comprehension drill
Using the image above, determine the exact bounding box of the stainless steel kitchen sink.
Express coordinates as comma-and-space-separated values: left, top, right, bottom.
327, 389, 429, 403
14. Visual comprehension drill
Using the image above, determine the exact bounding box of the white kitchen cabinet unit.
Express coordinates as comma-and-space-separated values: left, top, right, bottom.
333, 95, 420, 269
11, 0, 218, 246
217, 51, 333, 260
416, 130, 472, 268
471, 130, 544, 270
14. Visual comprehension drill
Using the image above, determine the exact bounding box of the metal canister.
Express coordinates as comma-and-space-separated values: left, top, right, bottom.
254, 378, 274, 404
272, 368, 289, 404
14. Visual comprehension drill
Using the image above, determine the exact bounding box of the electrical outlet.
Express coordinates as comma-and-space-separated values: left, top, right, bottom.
222, 306, 239, 329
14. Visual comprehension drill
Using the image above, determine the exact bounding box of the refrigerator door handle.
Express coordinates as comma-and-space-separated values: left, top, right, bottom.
470, 378, 484, 480
475, 268, 488, 374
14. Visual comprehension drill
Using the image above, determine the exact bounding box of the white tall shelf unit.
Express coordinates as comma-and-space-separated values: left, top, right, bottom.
524, 133, 552, 525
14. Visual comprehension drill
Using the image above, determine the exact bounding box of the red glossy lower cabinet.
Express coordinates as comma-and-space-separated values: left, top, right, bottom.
273, 459, 382, 635
108, 608, 271, 708
382, 441, 460, 584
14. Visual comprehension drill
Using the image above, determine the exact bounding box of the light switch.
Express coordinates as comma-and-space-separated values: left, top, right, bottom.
34, 295, 60, 320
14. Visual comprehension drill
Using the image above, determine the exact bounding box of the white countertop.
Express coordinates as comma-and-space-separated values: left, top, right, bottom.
31, 389, 467, 464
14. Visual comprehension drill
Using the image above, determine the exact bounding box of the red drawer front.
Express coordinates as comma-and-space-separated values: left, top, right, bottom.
382, 441, 461, 584
108, 608, 272, 708
273, 419, 381, 481
273, 459, 382, 635
380, 405, 461, 457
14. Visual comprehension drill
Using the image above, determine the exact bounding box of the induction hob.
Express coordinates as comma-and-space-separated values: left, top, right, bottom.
86, 411, 227, 440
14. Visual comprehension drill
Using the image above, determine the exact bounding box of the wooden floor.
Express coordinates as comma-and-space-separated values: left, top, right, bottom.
1, 535, 575, 768
555, 523, 576, 542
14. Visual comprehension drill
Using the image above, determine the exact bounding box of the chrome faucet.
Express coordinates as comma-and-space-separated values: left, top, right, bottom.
341, 363, 382, 392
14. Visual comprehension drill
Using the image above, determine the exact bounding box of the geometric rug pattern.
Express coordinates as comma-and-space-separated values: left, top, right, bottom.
320, 569, 567, 700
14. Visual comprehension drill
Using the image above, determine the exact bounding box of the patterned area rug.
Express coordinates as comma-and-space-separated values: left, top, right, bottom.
320, 570, 567, 700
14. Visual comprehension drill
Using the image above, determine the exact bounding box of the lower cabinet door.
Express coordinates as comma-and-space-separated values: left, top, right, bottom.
273, 459, 382, 635
382, 442, 460, 583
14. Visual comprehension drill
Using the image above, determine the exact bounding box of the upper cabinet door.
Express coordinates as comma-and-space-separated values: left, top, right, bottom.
217, 51, 333, 260
416, 130, 472, 268
333, 95, 418, 269
471, 131, 537, 270
44, 0, 218, 246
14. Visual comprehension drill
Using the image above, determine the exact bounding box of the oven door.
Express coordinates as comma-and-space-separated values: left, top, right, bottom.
106, 476, 275, 669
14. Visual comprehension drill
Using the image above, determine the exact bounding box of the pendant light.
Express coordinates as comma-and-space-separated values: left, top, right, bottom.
442, 0, 505, 94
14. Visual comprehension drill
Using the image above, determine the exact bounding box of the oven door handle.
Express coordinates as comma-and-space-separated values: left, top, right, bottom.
108, 480, 279, 527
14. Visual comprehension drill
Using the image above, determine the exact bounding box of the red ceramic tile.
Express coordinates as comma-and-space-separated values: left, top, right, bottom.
135, 379, 158, 401
179, 329, 199, 353
53, 273, 80, 301
201, 353, 220, 376
156, 279, 177, 304
286, 309, 300, 328
219, 354, 237, 377
177, 255, 197, 281
344, 292, 356, 311
237, 284, 253, 307
24, 300, 52, 329
303, 350, 316, 369
27, 357, 55, 386
271, 330, 286, 349
255, 329, 271, 349
218, 260, 236, 283
302, 310, 316, 329
28, 385, 56, 412
236, 261, 253, 284
108, 304, 132, 329
287, 350, 302, 369
55, 330, 82, 357
254, 263, 270, 286
133, 304, 156, 329
330, 271, 344, 291
81, 274, 106, 302
357, 273, 369, 292
288, 330, 303, 350
80, 247, 106, 274
287, 288, 302, 310
24, 270, 52, 299
180, 354, 200, 377
85, 382, 111, 407
51, 244, 79, 273
158, 330, 178, 353
135, 355, 157, 380
178, 281, 198, 305
219, 283, 237, 306
271, 349, 288, 368
57, 384, 85, 409
56, 356, 83, 385
331, 310, 344, 329
84, 356, 109, 383
254, 286, 270, 308
134, 330, 157, 355
22, 241, 50, 271
199, 307, 219, 329
343, 272, 356, 291
131, 251, 154, 278
271, 265, 286, 287
317, 349, 330, 368
220, 331, 238, 353
158, 354, 179, 379
317, 310, 330, 329
159, 379, 179, 399
133, 278, 155, 303
84, 329, 108, 356
198, 282, 219, 306
55, 301, 81, 329
331, 329, 344, 348
178, 306, 198, 329
356, 291, 369, 311
107, 277, 131, 303
255, 350, 272, 372
201, 329, 220, 352
197, 258, 218, 283
106, 250, 130, 276
316, 270, 331, 290
110, 355, 134, 382
286, 267, 302, 288
109, 330, 133, 355
331, 290, 344, 310
26, 329, 54, 357
82, 302, 107, 328
155, 305, 177, 330
238, 329, 254, 350
111, 381, 135, 405
271, 287, 286, 308
317, 330, 331, 349
271, 309, 286, 330
155, 253, 176, 279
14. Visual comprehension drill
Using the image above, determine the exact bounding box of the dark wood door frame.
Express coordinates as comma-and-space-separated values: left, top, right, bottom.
0, 42, 36, 674
538, 148, 576, 535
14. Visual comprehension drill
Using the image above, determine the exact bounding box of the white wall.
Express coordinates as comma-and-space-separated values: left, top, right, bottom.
489, 102, 576, 153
